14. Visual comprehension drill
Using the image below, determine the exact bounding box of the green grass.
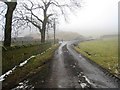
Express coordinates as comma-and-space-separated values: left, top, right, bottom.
74, 37, 119, 76
3, 44, 59, 89
2, 43, 52, 74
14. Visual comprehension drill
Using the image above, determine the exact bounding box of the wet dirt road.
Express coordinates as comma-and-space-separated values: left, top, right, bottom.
44, 42, 91, 88
13, 41, 120, 89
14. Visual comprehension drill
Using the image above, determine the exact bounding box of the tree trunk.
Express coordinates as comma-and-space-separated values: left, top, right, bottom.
41, 31, 45, 43
3, 2, 17, 47
41, 20, 46, 43
53, 18, 56, 44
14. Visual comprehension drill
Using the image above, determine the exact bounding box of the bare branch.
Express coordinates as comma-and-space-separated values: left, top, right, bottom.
23, 2, 43, 23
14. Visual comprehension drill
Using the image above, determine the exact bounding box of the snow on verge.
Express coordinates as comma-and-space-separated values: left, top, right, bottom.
19, 56, 35, 67
0, 46, 53, 82
0, 56, 35, 82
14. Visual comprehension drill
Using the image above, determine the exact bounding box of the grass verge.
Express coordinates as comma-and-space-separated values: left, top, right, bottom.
2, 44, 59, 89
74, 37, 119, 77
2, 43, 52, 74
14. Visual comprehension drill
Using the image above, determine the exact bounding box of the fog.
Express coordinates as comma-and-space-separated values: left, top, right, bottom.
59, 0, 119, 37
0, 0, 119, 40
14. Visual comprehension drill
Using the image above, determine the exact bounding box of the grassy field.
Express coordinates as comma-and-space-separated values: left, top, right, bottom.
3, 44, 59, 89
74, 37, 119, 76
2, 43, 52, 74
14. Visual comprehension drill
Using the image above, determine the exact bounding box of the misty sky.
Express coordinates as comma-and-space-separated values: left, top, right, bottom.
58, 0, 119, 37
0, 0, 119, 40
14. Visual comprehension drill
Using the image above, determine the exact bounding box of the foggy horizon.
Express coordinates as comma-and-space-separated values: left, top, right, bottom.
0, 0, 119, 40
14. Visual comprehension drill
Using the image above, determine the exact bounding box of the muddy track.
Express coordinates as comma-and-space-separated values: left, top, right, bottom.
12, 41, 120, 89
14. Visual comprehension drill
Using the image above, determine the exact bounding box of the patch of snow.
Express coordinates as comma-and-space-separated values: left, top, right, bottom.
82, 76, 91, 84
12, 66, 17, 71
0, 56, 35, 82
0, 77, 4, 82
19, 82, 23, 85
19, 56, 35, 67
25, 80, 28, 83
19, 60, 28, 67
0, 70, 12, 81
16, 86, 20, 89
19, 85, 24, 89
80, 83, 87, 88
13, 80, 29, 89
72, 65, 76, 68
5, 70, 12, 75
108, 63, 111, 70
25, 86, 28, 89
49, 48, 51, 50
41, 53, 43, 55
32, 86, 34, 89
82, 75, 97, 87
31, 56, 36, 58
78, 80, 81, 83
0, 65, 17, 82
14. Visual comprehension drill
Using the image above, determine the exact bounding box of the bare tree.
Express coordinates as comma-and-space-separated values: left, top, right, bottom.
15, 0, 80, 43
